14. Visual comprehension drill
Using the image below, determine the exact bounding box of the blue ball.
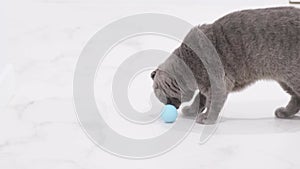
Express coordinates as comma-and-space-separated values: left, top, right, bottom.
161, 104, 178, 123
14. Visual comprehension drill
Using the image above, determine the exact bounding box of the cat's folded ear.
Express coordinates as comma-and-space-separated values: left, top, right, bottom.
151, 70, 157, 79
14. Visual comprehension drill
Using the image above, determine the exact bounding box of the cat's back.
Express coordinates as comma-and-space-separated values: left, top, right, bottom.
215, 7, 300, 32
213, 7, 300, 48
211, 7, 300, 79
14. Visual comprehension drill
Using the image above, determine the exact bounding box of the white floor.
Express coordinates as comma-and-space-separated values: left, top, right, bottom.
1, 0, 300, 169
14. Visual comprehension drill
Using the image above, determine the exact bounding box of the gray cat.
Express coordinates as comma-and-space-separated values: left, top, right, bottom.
151, 7, 300, 124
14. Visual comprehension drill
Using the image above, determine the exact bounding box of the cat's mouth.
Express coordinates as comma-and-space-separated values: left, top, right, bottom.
166, 97, 181, 109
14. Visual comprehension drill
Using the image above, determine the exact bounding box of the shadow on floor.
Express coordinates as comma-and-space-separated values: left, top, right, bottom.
178, 113, 300, 135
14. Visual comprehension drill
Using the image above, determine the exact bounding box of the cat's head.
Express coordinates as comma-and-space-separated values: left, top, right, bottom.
151, 69, 182, 109
151, 68, 208, 108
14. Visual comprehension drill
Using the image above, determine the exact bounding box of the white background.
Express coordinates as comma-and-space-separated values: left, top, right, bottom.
0, 2, 7, 70
1, 0, 300, 169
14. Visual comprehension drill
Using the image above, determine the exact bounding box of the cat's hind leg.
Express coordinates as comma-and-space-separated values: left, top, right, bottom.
275, 82, 300, 118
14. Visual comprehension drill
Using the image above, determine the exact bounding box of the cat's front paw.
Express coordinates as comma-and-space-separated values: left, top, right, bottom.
196, 113, 216, 125
182, 106, 197, 117
275, 107, 294, 119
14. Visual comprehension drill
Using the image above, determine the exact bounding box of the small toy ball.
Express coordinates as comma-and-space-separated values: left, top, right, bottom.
161, 104, 178, 123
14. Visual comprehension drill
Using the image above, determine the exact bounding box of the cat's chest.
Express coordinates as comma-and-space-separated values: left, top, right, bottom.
232, 79, 255, 92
